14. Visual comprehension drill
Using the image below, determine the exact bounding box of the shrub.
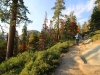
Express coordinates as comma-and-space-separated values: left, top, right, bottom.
89, 30, 100, 41
0, 39, 6, 63
0, 40, 75, 75
0, 51, 35, 75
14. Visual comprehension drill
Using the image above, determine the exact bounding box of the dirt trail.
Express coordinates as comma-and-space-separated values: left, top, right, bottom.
54, 40, 100, 75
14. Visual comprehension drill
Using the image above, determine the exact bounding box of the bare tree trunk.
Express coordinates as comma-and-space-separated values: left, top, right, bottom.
6, 0, 18, 60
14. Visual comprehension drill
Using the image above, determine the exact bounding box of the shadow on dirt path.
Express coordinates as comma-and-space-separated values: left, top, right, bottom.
53, 40, 100, 75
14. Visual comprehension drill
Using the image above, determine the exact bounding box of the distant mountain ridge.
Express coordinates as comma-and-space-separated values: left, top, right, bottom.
27, 30, 40, 36
19, 30, 40, 39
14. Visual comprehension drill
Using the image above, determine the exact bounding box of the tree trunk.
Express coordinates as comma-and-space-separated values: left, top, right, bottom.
98, 2, 100, 10
57, 16, 60, 42
6, 0, 18, 60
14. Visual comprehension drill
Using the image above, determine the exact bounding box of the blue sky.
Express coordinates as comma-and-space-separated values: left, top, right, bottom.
0, 0, 96, 35
20, 0, 96, 34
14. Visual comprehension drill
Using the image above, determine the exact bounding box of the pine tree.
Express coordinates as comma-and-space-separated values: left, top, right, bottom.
0, 0, 32, 60
91, 9, 100, 30
90, 0, 100, 30
21, 23, 28, 51
67, 12, 78, 38
77, 22, 81, 33
60, 19, 65, 41
29, 32, 39, 51
95, 0, 100, 10
82, 22, 88, 32
87, 20, 91, 30
52, 0, 65, 41
13, 30, 18, 55
64, 15, 70, 40
6, 0, 18, 60
38, 32, 45, 50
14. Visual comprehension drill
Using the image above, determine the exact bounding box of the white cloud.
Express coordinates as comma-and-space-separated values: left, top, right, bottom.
78, 18, 88, 25
63, 4, 84, 19
63, 0, 96, 19
74, 4, 86, 18
86, 0, 96, 11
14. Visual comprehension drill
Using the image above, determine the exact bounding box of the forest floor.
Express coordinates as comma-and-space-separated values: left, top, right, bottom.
53, 39, 100, 75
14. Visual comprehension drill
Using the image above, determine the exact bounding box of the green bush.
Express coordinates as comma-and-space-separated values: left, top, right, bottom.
0, 51, 36, 75
0, 40, 75, 75
91, 34, 100, 41
20, 50, 60, 75
89, 30, 100, 41
0, 39, 6, 63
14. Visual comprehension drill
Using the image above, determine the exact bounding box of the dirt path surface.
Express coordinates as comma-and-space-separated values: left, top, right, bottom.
54, 40, 100, 75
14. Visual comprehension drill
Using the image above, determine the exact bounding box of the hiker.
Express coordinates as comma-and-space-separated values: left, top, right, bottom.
82, 32, 85, 40
75, 33, 80, 45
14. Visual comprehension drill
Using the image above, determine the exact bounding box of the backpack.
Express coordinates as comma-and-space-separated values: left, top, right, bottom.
77, 34, 79, 38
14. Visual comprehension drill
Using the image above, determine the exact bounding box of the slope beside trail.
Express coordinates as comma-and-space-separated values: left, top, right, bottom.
53, 40, 100, 75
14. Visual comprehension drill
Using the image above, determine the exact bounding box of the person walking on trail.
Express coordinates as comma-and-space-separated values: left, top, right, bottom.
75, 33, 80, 45
82, 32, 85, 40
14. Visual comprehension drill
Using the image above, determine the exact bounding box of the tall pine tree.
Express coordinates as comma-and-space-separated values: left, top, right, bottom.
82, 22, 88, 32
21, 23, 28, 51
0, 0, 32, 59
52, 0, 65, 41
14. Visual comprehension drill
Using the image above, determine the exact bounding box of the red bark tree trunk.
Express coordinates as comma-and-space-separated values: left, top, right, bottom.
6, 0, 18, 60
